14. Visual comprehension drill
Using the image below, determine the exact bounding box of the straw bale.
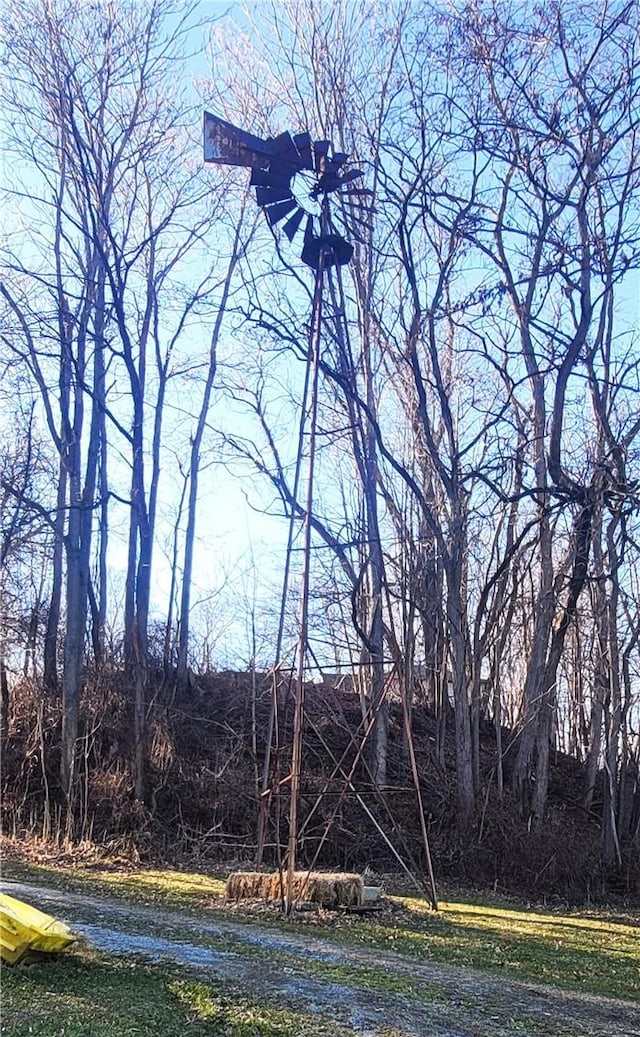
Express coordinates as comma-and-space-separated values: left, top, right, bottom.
225, 869, 363, 906
267, 872, 284, 900
226, 871, 270, 900
291, 871, 363, 906
329, 873, 363, 906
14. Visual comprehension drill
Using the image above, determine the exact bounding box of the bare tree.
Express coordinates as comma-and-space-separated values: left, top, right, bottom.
176, 198, 255, 689
1, 0, 233, 804
426, 0, 640, 826
0, 405, 55, 742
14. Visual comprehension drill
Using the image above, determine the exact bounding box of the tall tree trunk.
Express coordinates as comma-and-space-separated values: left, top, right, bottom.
176, 212, 246, 688
61, 498, 84, 802
0, 650, 9, 749
93, 277, 108, 666
364, 440, 387, 788
44, 463, 67, 691
446, 546, 475, 823
512, 370, 553, 815
584, 508, 607, 812
602, 514, 622, 864
517, 501, 594, 827
538, 502, 593, 825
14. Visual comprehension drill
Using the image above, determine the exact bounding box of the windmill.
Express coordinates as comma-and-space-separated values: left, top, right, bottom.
204, 112, 366, 912
204, 113, 363, 268
203, 113, 438, 914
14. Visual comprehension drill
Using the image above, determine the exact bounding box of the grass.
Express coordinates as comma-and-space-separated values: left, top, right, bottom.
0, 948, 353, 1036
2, 854, 639, 1003
342, 894, 640, 1000
90, 865, 228, 905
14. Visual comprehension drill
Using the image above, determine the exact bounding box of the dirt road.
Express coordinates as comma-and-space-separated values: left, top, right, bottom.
2, 879, 638, 1037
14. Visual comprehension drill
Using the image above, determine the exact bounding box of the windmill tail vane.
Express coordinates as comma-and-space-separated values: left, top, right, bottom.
204, 112, 365, 268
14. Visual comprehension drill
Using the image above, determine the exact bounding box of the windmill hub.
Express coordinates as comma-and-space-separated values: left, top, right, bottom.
291, 171, 322, 217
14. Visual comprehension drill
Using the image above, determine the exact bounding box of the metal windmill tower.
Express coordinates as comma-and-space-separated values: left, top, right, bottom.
203, 113, 437, 913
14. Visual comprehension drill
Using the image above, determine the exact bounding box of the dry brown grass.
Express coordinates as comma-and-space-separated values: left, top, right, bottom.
225, 870, 363, 907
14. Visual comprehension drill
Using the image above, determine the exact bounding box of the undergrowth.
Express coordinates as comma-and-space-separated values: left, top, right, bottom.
2, 672, 639, 904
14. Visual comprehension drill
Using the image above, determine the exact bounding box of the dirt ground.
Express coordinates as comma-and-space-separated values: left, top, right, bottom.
2, 879, 639, 1037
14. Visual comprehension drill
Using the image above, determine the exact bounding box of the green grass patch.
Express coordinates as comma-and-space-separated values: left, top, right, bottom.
367, 895, 640, 1000
92, 866, 227, 904
2, 856, 638, 1002
0, 948, 351, 1036
1, 858, 227, 906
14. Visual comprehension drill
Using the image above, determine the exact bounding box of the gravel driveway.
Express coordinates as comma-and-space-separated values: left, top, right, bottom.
2, 879, 638, 1037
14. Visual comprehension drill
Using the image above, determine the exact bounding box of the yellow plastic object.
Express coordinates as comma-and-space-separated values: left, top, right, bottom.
0, 893, 76, 965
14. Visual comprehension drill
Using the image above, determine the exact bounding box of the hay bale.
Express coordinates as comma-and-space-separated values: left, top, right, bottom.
226, 871, 271, 900
329, 873, 363, 907
283, 871, 363, 907
267, 872, 284, 901
225, 869, 364, 906
224, 872, 243, 899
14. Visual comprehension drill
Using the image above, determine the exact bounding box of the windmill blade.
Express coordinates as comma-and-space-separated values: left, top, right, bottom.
293, 132, 314, 170
282, 207, 306, 242
314, 157, 364, 197
250, 168, 290, 191
323, 157, 346, 178
337, 169, 364, 186
255, 185, 294, 206
268, 131, 302, 171
264, 198, 298, 226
